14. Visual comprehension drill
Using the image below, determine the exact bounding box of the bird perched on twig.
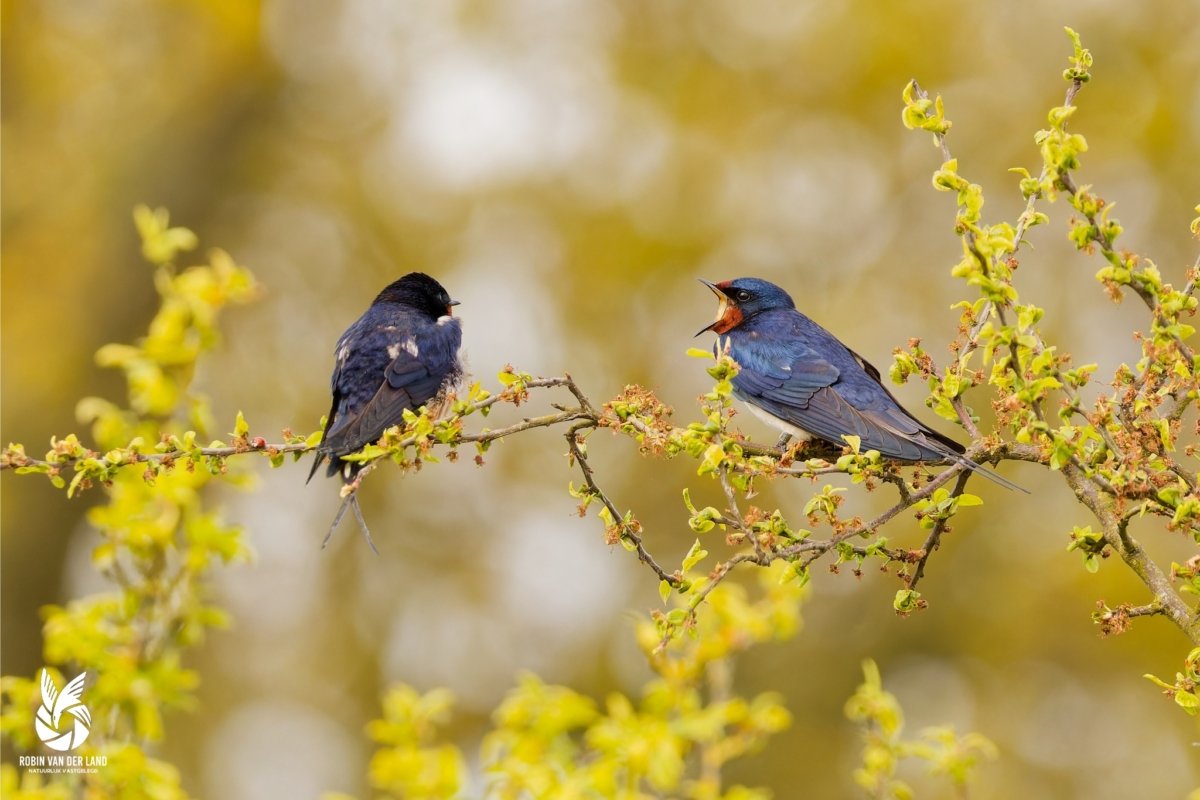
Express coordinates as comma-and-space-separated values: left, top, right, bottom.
696, 277, 1024, 492
309, 272, 465, 551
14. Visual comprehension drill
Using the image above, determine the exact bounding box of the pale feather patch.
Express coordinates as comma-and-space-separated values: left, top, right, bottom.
744, 403, 813, 442
387, 339, 420, 360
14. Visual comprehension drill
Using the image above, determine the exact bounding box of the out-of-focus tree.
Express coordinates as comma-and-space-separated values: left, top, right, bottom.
4, 5, 1199, 799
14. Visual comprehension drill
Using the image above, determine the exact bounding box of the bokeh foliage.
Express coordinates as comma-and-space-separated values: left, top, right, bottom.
1, 209, 256, 798
329, 569, 993, 800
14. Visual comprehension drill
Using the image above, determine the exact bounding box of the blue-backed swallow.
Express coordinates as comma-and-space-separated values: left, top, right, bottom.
697, 277, 1024, 492
309, 272, 465, 550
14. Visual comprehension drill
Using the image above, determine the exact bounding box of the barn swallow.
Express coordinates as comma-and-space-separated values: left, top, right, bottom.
697, 277, 1024, 492
309, 272, 465, 550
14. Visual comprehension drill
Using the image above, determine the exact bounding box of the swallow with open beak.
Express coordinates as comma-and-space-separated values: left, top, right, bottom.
697, 277, 1023, 491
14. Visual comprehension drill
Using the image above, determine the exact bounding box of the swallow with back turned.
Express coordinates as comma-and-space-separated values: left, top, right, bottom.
697, 277, 1024, 492
309, 272, 465, 551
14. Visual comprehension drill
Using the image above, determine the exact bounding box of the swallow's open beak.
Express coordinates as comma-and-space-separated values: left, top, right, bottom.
695, 279, 731, 337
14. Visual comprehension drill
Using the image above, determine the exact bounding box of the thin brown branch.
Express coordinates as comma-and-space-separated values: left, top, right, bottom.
718, 464, 764, 561
2, 379, 594, 475
452, 410, 593, 445
1059, 459, 1199, 643
1123, 603, 1167, 619
772, 461, 968, 568
564, 421, 679, 587
658, 552, 760, 651
909, 470, 972, 590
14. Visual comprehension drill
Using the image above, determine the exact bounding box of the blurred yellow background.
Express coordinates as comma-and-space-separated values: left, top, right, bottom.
3, 0, 1198, 797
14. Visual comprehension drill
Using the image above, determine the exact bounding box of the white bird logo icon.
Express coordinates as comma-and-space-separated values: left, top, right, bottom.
35, 669, 92, 751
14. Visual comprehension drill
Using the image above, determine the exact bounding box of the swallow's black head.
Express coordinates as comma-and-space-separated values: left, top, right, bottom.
696, 277, 795, 335
374, 272, 460, 319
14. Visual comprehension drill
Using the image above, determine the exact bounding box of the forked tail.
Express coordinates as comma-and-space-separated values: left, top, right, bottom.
952, 453, 1028, 493
321, 493, 380, 555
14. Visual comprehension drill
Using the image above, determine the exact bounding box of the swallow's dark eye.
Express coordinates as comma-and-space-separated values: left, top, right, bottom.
736, 290, 751, 301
